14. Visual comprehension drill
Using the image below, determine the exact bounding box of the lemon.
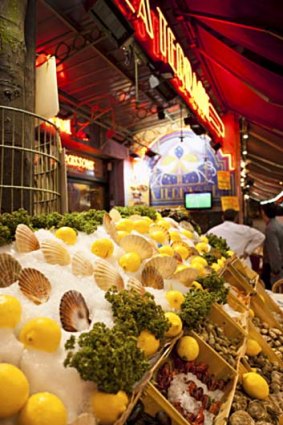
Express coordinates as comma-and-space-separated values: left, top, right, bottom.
117, 230, 130, 242
174, 245, 189, 260
246, 338, 262, 356
133, 220, 150, 234
181, 229, 194, 239
195, 242, 210, 254
169, 231, 182, 242
190, 262, 206, 276
156, 219, 171, 230
0, 363, 29, 418
226, 250, 234, 257
158, 245, 174, 256
217, 258, 226, 268
175, 264, 189, 273
55, 227, 77, 245
142, 216, 152, 224
164, 312, 183, 337
91, 238, 114, 258
116, 219, 133, 232
155, 212, 162, 221
177, 336, 199, 361
211, 263, 221, 272
19, 317, 61, 352
199, 235, 208, 244
91, 390, 129, 425
0, 295, 21, 328
119, 252, 141, 272
149, 230, 167, 244
19, 392, 67, 425
165, 290, 185, 310
249, 308, 255, 318
191, 281, 203, 290
242, 372, 269, 399
190, 256, 208, 267
137, 330, 160, 357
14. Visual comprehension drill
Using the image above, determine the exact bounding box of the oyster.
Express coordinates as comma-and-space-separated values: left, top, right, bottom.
247, 401, 267, 420
229, 411, 255, 425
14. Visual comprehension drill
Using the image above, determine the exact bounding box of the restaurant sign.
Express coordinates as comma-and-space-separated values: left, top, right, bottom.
65, 154, 95, 176
115, 0, 225, 138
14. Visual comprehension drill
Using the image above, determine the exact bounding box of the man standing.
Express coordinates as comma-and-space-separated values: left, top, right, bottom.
261, 203, 283, 288
208, 209, 265, 267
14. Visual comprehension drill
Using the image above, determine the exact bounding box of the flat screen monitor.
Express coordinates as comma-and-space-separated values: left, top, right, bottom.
184, 192, 212, 210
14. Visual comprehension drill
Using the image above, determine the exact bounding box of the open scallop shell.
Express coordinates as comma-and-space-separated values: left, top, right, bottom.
60, 290, 91, 332
72, 252, 94, 276
129, 214, 143, 221
69, 414, 96, 425
93, 259, 124, 291
109, 208, 122, 223
0, 253, 22, 287
15, 224, 40, 253
18, 268, 51, 304
103, 213, 118, 242
127, 277, 145, 295
141, 266, 164, 289
149, 224, 170, 244
41, 239, 71, 266
119, 234, 154, 260
173, 251, 183, 263
171, 241, 191, 260
144, 255, 177, 279
173, 267, 199, 286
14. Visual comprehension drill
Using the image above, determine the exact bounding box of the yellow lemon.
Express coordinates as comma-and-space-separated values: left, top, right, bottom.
119, 252, 141, 272
55, 227, 77, 245
249, 308, 255, 318
174, 245, 189, 260
158, 245, 174, 256
165, 290, 185, 310
19, 392, 67, 425
190, 262, 205, 276
211, 263, 221, 272
116, 219, 133, 232
242, 372, 269, 400
157, 219, 171, 230
137, 330, 160, 357
226, 250, 234, 257
191, 281, 203, 290
155, 212, 162, 221
177, 336, 199, 361
91, 238, 114, 258
190, 256, 208, 267
149, 230, 167, 244
199, 235, 209, 244
116, 230, 130, 242
181, 229, 194, 239
165, 312, 183, 337
195, 242, 210, 254
169, 231, 182, 242
142, 216, 152, 224
246, 338, 262, 356
0, 295, 21, 328
19, 317, 61, 353
175, 264, 189, 273
133, 220, 150, 234
0, 363, 29, 418
90, 390, 129, 425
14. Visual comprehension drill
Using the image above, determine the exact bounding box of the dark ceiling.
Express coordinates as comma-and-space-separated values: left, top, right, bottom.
36, 0, 283, 201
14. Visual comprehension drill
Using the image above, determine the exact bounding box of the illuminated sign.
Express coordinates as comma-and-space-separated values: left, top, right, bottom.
49, 117, 71, 134
115, 0, 225, 138
65, 154, 95, 172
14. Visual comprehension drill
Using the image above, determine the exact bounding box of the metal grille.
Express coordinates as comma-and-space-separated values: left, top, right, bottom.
0, 106, 66, 214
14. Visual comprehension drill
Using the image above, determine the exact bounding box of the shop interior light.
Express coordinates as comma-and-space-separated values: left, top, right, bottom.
243, 134, 249, 140
242, 149, 248, 155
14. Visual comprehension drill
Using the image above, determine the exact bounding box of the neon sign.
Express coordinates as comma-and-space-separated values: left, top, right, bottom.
65, 154, 95, 172
49, 117, 71, 134
114, 0, 225, 138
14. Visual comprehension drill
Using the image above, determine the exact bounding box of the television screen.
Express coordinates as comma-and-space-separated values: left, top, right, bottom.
184, 192, 212, 209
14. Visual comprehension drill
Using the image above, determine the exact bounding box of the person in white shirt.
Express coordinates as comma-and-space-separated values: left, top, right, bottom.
208, 209, 265, 267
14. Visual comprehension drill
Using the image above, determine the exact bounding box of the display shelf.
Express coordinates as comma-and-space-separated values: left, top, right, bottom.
221, 264, 254, 296
250, 296, 283, 331
255, 278, 283, 324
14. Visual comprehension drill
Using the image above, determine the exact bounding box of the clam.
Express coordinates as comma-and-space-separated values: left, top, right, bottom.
103, 213, 118, 242
15, 224, 40, 253
69, 413, 96, 425
18, 268, 51, 304
119, 234, 154, 260
72, 252, 94, 276
93, 259, 124, 291
109, 208, 122, 223
127, 277, 145, 295
174, 267, 199, 286
41, 239, 71, 266
229, 411, 255, 425
60, 290, 91, 332
144, 255, 177, 279
0, 253, 22, 287
141, 266, 164, 289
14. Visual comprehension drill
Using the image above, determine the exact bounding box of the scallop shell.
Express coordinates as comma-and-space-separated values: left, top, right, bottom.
93, 259, 124, 291
129, 214, 143, 221
149, 224, 170, 244
60, 290, 91, 332
119, 234, 154, 260
174, 267, 199, 286
103, 213, 118, 242
72, 252, 94, 276
144, 255, 177, 279
127, 277, 145, 295
141, 266, 164, 289
171, 241, 191, 260
15, 224, 40, 253
173, 252, 183, 263
41, 239, 71, 266
0, 253, 22, 287
69, 414, 96, 425
18, 268, 51, 304
180, 221, 195, 232
109, 208, 122, 223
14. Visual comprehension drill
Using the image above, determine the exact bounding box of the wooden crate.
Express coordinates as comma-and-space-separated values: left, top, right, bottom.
250, 295, 283, 331
221, 264, 254, 295
255, 279, 283, 323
